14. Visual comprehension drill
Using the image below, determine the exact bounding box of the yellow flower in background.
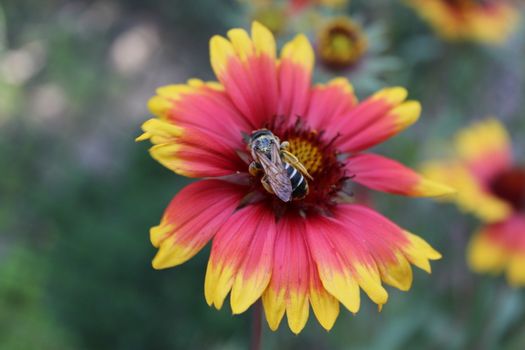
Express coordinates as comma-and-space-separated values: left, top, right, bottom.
406, 0, 520, 45
317, 17, 368, 70
423, 119, 525, 286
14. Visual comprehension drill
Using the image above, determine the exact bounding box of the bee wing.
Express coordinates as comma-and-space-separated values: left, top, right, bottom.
256, 145, 292, 202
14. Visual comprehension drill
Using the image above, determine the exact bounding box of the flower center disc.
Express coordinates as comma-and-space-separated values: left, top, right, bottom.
318, 18, 367, 70
248, 124, 347, 214
490, 167, 525, 211
286, 137, 324, 174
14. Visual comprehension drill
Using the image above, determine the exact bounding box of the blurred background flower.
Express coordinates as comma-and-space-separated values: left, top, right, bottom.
423, 119, 525, 285
405, 0, 520, 45
1, 0, 525, 349
314, 15, 402, 95
237, 0, 402, 95
316, 16, 368, 69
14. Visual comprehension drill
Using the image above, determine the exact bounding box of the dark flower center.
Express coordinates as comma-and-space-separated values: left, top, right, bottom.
246, 118, 348, 216
489, 167, 525, 211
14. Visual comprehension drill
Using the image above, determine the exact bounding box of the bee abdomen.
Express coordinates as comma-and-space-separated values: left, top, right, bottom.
284, 162, 308, 199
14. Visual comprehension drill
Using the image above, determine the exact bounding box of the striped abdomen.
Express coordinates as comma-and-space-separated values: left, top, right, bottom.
284, 162, 308, 200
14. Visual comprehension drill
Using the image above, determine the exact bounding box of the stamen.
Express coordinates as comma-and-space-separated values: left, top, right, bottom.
287, 137, 324, 174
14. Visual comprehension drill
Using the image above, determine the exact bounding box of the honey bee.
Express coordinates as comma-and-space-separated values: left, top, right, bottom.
248, 129, 313, 202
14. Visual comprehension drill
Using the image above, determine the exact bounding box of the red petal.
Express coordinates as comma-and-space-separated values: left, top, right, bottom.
210, 24, 279, 128
204, 203, 277, 313
307, 213, 390, 308
333, 204, 410, 259
305, 78, 357, 137
347, 153, 455, 197
262, 214, 310, 334
141, 80, 249, 177
331, 88, 420, 153
150, 180, 246, 269
277, 34, 314, 127
305, 215, 362, 313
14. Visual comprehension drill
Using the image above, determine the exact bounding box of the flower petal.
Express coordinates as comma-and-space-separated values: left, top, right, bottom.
305, 77, 358, 135
230, 207, 277, 314
310, 215, 391, 306
204, 203, 276, 311
422, 161, 512, 222
139, 79, 249, 177
467, 229, 507, 275
278, 33, 315, 122
262, 215, 310, 334
401, 232, 442, 273
377, 251, 413, 291
468, 215, 525, 286
151, 180, 245, 269
332, 87, 421, 153
210, 22, 279, 128
347, 153, 455, 197
334, 204, 441, 280
454, 118, 513, 182
308, 256, 340, 331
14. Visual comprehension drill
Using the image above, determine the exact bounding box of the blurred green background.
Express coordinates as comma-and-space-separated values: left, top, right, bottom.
1, 0, 524, 349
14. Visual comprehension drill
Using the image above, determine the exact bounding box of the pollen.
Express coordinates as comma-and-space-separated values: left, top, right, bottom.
286, 137, 324, 174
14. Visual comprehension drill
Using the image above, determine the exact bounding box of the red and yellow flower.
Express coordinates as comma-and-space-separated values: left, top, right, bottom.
405, 0, 519, 44
423, 119, 525, 286
138, 22, 453, 333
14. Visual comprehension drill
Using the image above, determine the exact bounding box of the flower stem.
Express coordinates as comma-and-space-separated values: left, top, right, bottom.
250, 301, 262, 350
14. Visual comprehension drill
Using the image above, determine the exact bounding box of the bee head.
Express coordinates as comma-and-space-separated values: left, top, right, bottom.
250, 129, 273, 140
249, 129, 277, 153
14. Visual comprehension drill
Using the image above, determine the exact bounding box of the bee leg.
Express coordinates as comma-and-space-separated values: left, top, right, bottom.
249, 161, 262, 176
282, 150, 313, 180
261, 175, 275, 195
280, 141, 289, 150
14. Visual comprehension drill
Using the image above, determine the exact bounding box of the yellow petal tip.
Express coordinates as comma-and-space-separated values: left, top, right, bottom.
210, 35, 235, 76
391, 100, 421, 130
414, 178, 457, 197
373, 86, 408, 105
135, 132, 150, 142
